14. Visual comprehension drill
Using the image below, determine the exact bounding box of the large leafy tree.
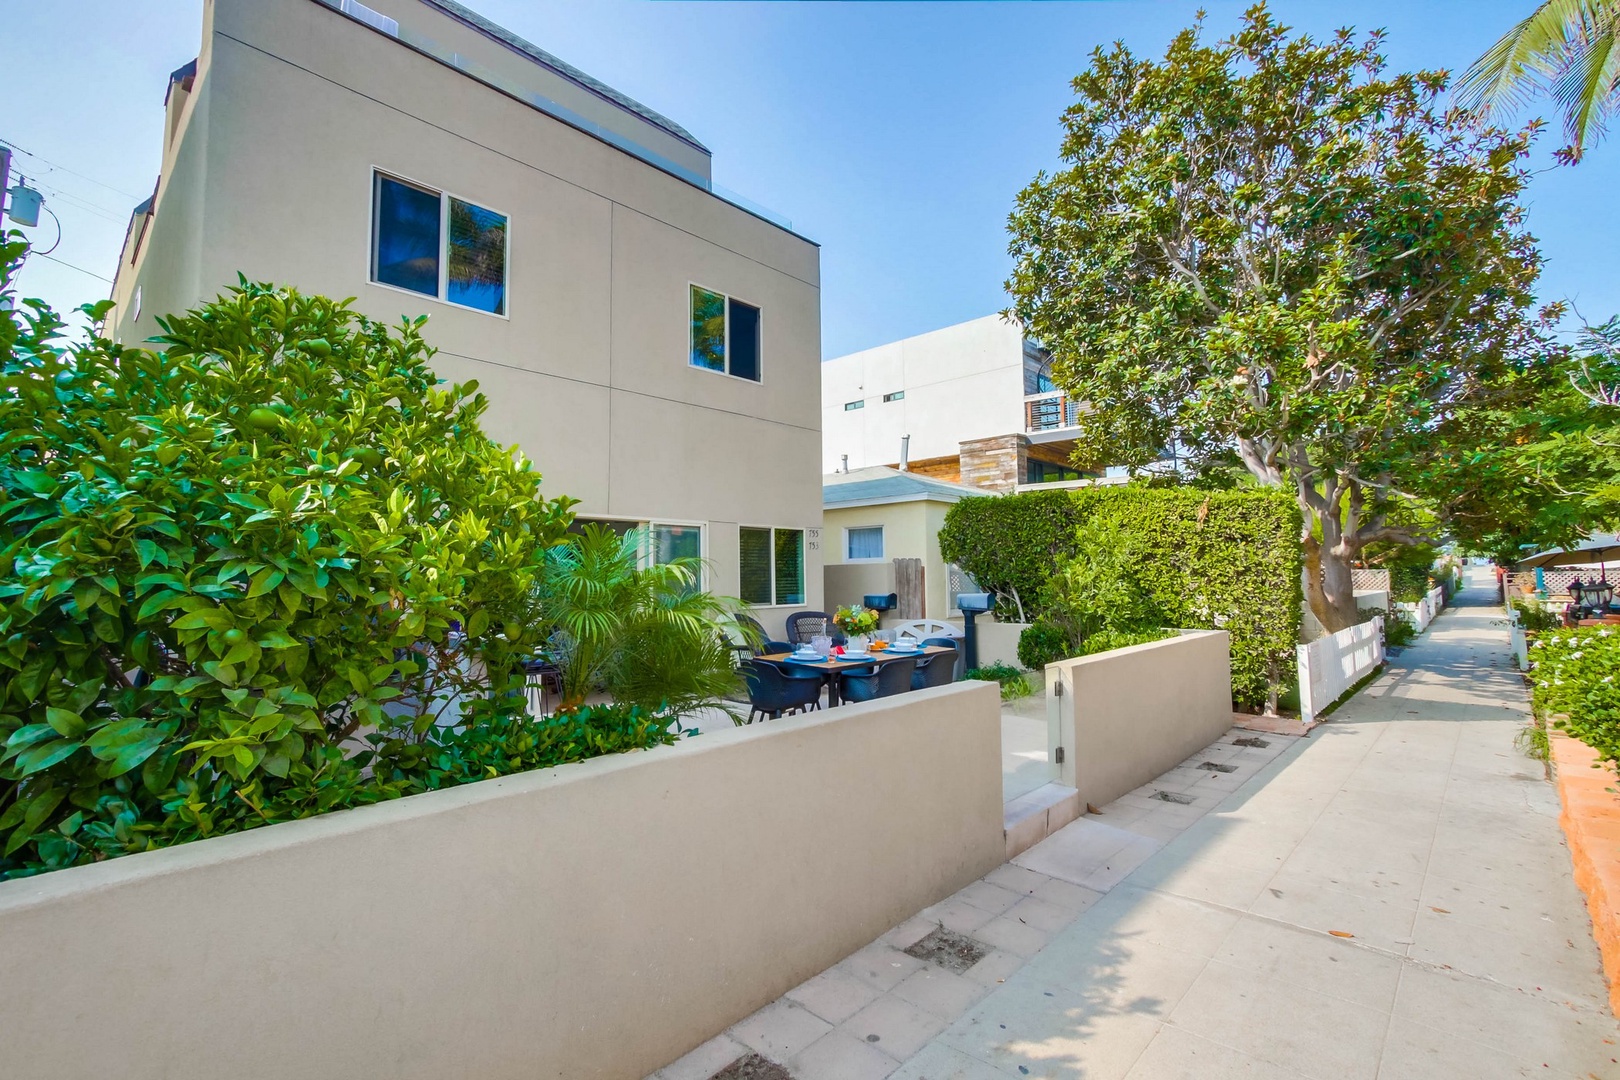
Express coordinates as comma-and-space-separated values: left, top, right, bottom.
1457, 0, 1620, 162
1005, 5, 1549, 631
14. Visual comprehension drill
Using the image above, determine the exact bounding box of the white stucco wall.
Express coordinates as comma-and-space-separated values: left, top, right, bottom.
821, 315, 1028, 472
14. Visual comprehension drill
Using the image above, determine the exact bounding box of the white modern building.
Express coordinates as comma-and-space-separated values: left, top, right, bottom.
820, 314, 1098, 492
108, 0, 824, 634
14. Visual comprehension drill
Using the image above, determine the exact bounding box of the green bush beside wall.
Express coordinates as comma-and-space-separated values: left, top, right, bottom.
940, 486, 1302, 706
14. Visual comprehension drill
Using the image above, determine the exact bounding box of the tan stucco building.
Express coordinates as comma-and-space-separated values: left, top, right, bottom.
109, 0, 823, 634
821, 467, 984, 620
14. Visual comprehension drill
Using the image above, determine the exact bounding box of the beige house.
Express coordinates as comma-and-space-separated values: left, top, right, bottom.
108, 0, 823, 635
822, 467, 984, 620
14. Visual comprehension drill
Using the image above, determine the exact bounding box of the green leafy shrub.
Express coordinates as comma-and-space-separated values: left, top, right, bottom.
1510, 597, 1562, 632
1079, 627, 1175, 655
964, 663, 1033, 700
1039, 517, 1166, 651
1381, 545, 1439, 603
1017, 622, 1071, 670
943, 485, 1301, 708
0, 245, 684, 877
1528, 628, 1620, 767
938, 491, 1081, 620
1383, 609, 1418, 647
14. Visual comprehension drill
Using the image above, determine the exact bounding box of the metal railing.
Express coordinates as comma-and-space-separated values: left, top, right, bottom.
1024, 393, 1081, 433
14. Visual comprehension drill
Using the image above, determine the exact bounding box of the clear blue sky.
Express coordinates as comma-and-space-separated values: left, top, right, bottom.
7, 0, 1617, 358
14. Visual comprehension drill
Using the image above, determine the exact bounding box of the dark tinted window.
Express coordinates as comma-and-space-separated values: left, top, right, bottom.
728, 298, 760, 381
739, 527, 772, 604
447, 197, 507, 314
373, 175, 440, 296
690, 287, 726, 372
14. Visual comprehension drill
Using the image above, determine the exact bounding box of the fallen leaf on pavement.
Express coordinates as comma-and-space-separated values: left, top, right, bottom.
1329, 930, 1354, 938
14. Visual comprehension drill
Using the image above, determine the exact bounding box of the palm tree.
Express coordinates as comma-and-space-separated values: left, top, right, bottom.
1456, 0, 1620, 161
536, 523, 743, 721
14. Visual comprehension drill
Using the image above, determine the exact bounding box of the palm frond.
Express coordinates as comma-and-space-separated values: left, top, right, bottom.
1456, 0, 1602, 115
1457, 0, 1620, 157
1551, 18, 1620, 154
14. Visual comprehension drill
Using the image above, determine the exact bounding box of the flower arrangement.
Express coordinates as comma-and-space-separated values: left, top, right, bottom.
833, 604, 881, 637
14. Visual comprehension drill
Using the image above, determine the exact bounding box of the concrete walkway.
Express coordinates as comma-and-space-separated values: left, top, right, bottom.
652, 570, 1620, 1080
896, 570, 1620, 1079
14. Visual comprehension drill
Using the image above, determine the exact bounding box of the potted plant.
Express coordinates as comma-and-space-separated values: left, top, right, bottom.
833, 604, 882, 652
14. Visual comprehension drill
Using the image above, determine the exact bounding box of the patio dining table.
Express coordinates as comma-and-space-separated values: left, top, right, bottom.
758, 645, 954, 707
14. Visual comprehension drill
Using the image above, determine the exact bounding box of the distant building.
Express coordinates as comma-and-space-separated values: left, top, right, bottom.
820, 314, 1105, 493
108, 0, 824, 634
822, 466, 984, 619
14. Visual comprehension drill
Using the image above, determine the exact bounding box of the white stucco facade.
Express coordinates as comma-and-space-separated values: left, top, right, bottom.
821, 315, 1031, 473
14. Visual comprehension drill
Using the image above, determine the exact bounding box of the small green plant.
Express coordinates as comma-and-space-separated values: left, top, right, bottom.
1018, 621, 1072, 669
1515, 717, 1550, 762
1383, 609, 1418, 647
1510, 597, 1562, 632
965, 663, 1034, 700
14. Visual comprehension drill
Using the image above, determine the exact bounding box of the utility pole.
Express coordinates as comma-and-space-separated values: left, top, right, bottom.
0, 142, 11, 223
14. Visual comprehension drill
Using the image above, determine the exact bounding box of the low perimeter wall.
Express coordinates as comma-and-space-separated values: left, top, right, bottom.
1398, 585, 1446, 635
1046, 630, 1232, 808
1297, 616, 1385, 724
975, 620, 1031, 670
0, 683, 1005, 1080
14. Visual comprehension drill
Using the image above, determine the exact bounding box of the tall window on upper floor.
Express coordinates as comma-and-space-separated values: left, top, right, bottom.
690, 285, 762, 382
372, 172, 508, 316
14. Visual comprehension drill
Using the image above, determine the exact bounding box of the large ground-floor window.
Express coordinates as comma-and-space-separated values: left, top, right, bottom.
740, 526, 805, 606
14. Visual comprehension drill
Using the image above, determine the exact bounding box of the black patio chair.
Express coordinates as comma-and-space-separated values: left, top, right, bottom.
921, 636, 965, 681
740, 659, 824, 723
840, 657, 918, 704
731, 613, 791, 657
785, 610, 846, 647
910, 647, 959, 690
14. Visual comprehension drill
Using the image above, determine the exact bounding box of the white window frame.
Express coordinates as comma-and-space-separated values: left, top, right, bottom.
570, 516, 708, 589
368, 168, 511, 320
739, 524, 806, 607
644, 519, 708, 588
844, 525, 885, 563
688, 282, 764, 384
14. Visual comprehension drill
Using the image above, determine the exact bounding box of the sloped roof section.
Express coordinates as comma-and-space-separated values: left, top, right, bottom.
824, 466, 986, 508
420, 0, 708, 153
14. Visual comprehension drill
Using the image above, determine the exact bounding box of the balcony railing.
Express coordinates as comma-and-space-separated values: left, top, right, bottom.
1024, 393, 1081, 433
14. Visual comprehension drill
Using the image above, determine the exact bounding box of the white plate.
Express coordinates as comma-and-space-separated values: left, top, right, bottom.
840, 651, 872, 661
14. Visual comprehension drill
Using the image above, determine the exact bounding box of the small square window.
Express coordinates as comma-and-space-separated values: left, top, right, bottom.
844, 400, 865, 411
372, 172, 507, 316
847, 526, 884, 561
883, 391, 904, 402
690, 285, 762, 382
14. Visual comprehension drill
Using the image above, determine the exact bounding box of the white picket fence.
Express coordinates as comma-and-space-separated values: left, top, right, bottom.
1297, 616, 1385, 724
1397, 585, 1446, 634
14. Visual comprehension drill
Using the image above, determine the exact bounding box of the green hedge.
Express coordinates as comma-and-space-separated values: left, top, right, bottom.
937, 491, 1082, 617
939, 486, 1302, 705
1528, 628, 1620, 766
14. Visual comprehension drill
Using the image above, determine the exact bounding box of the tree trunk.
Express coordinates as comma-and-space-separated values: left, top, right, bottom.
1307, 513, 1361, 633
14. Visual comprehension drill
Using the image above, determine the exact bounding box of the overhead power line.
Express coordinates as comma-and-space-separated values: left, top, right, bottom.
1, 140, 146, 202
29, 250, 114, 284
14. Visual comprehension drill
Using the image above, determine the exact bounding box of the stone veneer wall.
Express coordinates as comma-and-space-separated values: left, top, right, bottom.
959, 434, 1030, 492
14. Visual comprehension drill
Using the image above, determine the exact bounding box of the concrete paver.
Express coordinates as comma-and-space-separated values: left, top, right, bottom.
649, 569, 1620, 1080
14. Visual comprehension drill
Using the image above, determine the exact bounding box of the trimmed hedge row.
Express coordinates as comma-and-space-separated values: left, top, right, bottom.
939, 486, 1303, 706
